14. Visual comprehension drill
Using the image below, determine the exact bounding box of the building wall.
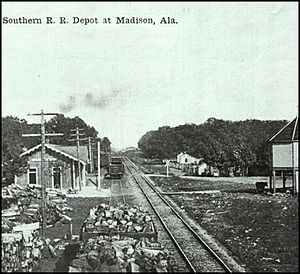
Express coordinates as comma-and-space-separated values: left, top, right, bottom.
197, 163, 208, 175
270, 142, 298, 193
272, 143, 293, 168
293, 142, 298, 168
296, 171, 299, 193
17, 148, 76, 189
177, 153, 183, 163
177, 153, 200, 165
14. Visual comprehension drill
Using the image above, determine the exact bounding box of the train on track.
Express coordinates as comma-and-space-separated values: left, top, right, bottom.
107, 156, 125, 178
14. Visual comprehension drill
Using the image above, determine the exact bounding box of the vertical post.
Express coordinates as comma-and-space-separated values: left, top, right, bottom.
40, 109, 46, 238
69, 222, 73, 239
273, 170, 276, 194
166, 160, 170, 177
282, 171, 286, 191
292, 141, 296, 194
97, 140, 101, 190
88, 137, 93, 173
76, 127, 81, 191
83, 164, 86, 187
51, 168, 54, 189
72, 161, 75, 189
269, 143, 273, 192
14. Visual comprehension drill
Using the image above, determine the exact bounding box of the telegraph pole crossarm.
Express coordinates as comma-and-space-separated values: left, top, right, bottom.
70, 134, 85, 137
70, 128, 84, 131
22, 133, 64, 137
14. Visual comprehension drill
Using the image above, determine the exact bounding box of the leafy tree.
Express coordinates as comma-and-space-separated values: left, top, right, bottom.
1, 116, 32, 184
45, 114, 98, 145
2, 114, 111, 184
101, 137, 111, 153
138, 118, 288, 175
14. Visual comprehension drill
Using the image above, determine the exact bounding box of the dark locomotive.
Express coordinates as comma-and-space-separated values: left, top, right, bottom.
107, 156, 125, 178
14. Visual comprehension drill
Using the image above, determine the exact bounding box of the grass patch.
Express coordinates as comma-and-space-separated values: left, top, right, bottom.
151, 176, 257, 193
139, 164, 172, 175
154, 177, 298, 272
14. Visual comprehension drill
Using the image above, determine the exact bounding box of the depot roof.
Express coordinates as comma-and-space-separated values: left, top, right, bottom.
20, 143, 87, 164
269, 116, 298, 142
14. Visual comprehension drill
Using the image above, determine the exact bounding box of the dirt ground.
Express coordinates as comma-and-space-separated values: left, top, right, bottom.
38, 165, 298, 273
150, 174, 298, 272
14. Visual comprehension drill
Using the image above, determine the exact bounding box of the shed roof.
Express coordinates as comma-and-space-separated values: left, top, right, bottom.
269, 116, 299, 142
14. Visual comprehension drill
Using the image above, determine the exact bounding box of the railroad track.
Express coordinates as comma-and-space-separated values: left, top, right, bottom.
109, 179, 126, 206
124, 156, 234, 273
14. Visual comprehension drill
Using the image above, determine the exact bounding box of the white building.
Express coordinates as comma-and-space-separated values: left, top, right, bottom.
269, 116, 298, 193
177, 152, 201, 165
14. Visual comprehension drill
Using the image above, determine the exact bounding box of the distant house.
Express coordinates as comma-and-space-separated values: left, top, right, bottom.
197, 163, 220, 176
185, 161, 220, 177
176, 152, 218, 175
177, 152, 202, 165
16, 143, 89, 190
269, 116, 298, 193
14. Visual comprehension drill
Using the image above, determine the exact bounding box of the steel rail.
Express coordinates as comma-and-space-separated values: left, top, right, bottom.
124, 160, 196, 273
124, 156, 233, 273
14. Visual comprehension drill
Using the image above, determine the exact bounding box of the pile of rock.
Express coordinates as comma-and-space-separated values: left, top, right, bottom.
2, 184, 39, 210
2, 185, 72, 230
1, 222, 44, 272
68, 235, 177, 272
1, 185, 73, 272
81, 204, 156, 239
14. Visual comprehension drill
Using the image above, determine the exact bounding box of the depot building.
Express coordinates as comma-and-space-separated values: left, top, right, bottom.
269, 116, 299, 194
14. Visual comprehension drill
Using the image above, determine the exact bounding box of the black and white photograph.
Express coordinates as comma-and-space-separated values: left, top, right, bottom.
1, 1, 298, 272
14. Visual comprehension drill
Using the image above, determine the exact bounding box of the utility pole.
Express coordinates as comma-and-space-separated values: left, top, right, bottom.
88, 137, 93, 173
90, 137, 102, 190
97, 140, 101, 190
22, 109, 63, 238
68, 127, 85, 191
83, 136, 97, 174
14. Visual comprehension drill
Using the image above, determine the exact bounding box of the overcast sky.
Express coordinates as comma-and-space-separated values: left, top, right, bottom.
2, 2, 298, 149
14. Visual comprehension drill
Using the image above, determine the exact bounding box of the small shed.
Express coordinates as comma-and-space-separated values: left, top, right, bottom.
269, 116, 298, 193
16, 143, 88, 190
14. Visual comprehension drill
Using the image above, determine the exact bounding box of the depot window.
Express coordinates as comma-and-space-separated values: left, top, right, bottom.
28, 167, 38, 184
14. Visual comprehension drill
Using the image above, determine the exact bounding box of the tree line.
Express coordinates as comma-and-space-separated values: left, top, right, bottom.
2, 114, 111, 184
138, 117, 288, 175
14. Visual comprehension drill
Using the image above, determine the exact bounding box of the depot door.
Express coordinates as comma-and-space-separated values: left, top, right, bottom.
52, 167, 61, 189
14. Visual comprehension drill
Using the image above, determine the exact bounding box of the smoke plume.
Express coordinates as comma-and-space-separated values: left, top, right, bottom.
59, 89, 121, 113
59, 96, 77, 112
